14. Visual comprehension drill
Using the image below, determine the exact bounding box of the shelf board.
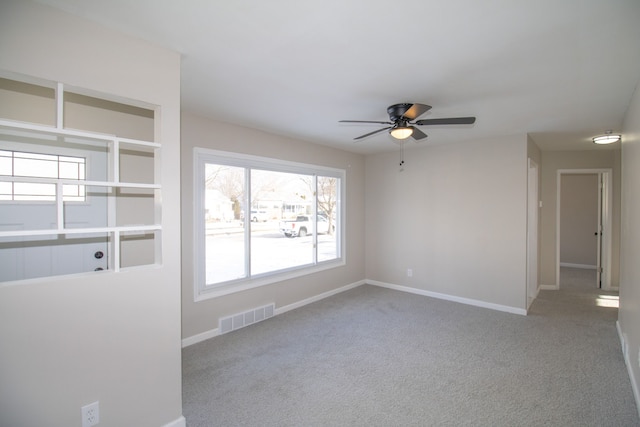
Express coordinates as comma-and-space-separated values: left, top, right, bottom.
0, 225, 161, 238
0, 175, 160, 189
0, 118, 159, 149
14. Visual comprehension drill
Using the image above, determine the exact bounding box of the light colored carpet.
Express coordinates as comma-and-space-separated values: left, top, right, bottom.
183, 271, 639, 426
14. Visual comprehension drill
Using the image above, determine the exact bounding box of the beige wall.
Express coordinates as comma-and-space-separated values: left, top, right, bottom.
619, 79, 640, 411
0, 2, 183, 426
560, 174, 598, 266
365, 135, 528, 311
539, 149, 621, 287
180, 113, 366, 340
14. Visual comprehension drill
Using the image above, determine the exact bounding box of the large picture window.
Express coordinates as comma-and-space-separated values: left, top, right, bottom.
194, 149, 344, 299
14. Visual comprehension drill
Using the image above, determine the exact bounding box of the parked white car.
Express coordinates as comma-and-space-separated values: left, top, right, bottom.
279, 215, 332, 237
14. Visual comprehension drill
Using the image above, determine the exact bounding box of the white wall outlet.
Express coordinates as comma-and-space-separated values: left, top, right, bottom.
407, 268, 413, 277
81, 401, 99, 427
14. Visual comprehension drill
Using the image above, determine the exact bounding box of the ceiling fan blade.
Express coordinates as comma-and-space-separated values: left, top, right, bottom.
353, 127, 392, 140
415, 117, 476, 126
410, 127, 428, 140
402, 103, 432, 120
339, 120, 393, 125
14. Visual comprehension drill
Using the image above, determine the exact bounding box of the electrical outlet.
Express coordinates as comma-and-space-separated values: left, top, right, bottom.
407, 268, 413, 277
82, 401, 99, 427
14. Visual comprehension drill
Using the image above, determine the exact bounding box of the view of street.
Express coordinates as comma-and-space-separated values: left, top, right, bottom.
205, 220, 337, 284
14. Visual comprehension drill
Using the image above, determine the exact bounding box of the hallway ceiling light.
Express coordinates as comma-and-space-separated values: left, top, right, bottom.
592, 131, 620, 145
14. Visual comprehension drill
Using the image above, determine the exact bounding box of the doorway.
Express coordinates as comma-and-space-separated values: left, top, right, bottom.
556, 169, 612, 290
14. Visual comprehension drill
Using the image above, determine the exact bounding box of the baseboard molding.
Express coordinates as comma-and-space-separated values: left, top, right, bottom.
540, 284, 559, 290
367, 280, 527, 316
616, 321, 640, 419
275, 280, 366, 316
163, 415, 186, 427
182, 326, 220, 348
560, 262, 596, 269
182, 280, 366, 348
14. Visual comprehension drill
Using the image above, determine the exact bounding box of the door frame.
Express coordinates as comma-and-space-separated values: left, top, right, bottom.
527, 158, 539, 309
555, 168, 613, 290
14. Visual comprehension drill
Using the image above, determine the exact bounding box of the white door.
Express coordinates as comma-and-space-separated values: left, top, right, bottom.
0, 141, 109, 282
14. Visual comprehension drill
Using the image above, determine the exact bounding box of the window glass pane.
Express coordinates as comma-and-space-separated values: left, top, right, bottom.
13, 182, 56, 200
204, 164, 246, 285
251, 169, 313, 275
0, 181, 11, 199
62, 184, 84, 198
14, 157, 58, 178
16, 152, 57, 161
59, 160, 83, 179
317, 176, 339, 262
0, 155, 11, 175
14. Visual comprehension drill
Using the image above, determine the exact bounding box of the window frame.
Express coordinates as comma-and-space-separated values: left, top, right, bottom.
0, 149, 87, 202
193, 148, 346, 301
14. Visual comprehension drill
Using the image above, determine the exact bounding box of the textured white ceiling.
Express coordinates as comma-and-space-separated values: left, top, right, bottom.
36, 0, 640, 154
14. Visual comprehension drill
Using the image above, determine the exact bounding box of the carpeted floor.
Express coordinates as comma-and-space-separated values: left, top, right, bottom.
182, 269, 639, 426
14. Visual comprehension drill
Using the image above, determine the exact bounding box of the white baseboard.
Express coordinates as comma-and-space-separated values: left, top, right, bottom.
367, 280, 527, 316
163, 415, 186, 427
560, 262, 596, 269
275, 280, 365, 316
182, 326, 220, 348
540, 284, 559, 290
616, 321, 640, 419
182, 280, 366, 348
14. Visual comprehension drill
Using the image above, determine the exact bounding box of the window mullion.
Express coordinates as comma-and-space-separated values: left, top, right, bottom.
312, 174, 318, 265
245, 167, 252, 279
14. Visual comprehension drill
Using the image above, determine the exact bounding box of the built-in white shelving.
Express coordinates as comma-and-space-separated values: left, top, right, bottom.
0, 73, 161, 280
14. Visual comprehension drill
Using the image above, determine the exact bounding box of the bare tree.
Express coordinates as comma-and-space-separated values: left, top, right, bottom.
205, 165, 244, 219
300, 175, 337, 235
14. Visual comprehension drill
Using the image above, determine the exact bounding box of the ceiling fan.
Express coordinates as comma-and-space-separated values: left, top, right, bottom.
339, 103, 476, 141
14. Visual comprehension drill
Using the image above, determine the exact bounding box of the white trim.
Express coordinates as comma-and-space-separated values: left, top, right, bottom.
182, 326, 220, 348
559, 262, 597, 269
274, 280, 365, 316
163, 415, 186, 427
527, 158, 539, 310
367, 280, 527, 316
540, 284, 559, 290
182, 280, 366, 348
194, 260, 346, 301
617, 321, 640, 420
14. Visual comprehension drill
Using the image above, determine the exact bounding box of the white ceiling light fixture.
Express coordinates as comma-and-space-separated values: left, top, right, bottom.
390, 126, 414, 140
592, 130, 620, 145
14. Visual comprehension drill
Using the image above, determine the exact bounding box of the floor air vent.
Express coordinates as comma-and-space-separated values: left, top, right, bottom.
219, 303, 275, 335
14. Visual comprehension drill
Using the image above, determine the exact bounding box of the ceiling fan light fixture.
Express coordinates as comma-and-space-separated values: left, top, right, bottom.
593, 131, 620, 145
390, 126, 413, 140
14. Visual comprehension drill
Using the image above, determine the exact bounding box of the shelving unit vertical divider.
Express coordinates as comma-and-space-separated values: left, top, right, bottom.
56, 182, 64, 231
55, 82, 64, 130
55, 83, 65, 234
153, 114, 162, 267
109, 138, 120, 272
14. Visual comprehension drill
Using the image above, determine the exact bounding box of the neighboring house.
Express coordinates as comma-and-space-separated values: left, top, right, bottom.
205, 189, 234, 222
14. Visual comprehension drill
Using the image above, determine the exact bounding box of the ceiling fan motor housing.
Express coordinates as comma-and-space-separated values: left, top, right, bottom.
387, 103, 413, 121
